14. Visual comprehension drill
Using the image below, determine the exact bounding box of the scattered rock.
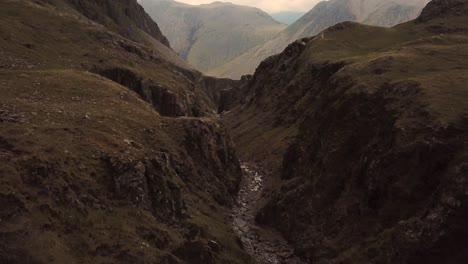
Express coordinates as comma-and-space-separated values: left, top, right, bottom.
232, 163, 305, 264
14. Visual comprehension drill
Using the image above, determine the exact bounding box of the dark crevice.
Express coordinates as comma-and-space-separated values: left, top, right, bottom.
94, 67, 188, 117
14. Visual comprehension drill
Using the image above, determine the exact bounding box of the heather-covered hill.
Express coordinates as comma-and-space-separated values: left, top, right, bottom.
0, 0, 250, 263
223, 0, 468, 262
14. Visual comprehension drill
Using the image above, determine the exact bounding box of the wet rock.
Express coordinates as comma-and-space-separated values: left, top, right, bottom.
232, 163, 306, 264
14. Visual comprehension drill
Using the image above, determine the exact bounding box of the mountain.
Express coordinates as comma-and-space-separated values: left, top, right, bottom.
2, 0, 468, 263
138, 0, 286, 73
211, 0, 430, 79
63, 0, 170, 48
222, 0, 468, 262
0, 0, 250, 263
271, 11, 305, 25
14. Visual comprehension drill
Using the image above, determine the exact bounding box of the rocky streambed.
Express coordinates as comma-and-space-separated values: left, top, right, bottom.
232, 163, 305, 264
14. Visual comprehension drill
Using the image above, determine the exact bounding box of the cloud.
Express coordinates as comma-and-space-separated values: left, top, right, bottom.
173, 0, 322, 13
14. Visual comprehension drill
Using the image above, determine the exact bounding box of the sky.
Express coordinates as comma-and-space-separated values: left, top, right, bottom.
173, 0, 322, 13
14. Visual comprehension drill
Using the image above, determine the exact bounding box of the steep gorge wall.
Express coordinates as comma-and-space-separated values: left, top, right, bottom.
0, 1, 251, 263
32, 0, 242, 118
224, 0, 468, 262
256, 69, 468, 263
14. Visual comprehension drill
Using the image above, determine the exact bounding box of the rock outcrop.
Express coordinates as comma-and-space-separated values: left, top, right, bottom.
3, 0, 468, 263
0, 1, 251, 263
61, 0, 171, 47
224, 0, 468, 262
96, 67, 203, 117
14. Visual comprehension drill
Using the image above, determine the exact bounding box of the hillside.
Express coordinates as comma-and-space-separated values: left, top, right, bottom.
211, 0, 430, 79
271, 12, 305, 25
62, 0, 171, 48
222, 0, 468, 262
0, 0, 250, 263
2, 0, 468, 263
139, 0, 286, 73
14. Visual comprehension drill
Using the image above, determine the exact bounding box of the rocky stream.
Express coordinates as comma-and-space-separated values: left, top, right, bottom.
232, 163, 305, 264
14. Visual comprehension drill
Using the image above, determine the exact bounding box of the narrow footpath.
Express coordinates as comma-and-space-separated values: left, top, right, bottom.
232, 163, 306, 264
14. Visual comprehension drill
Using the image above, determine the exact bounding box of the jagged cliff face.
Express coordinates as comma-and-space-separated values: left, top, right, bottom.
0, 0, 250, 263
211, 0, 430, 79
63, 0, 171, 48
224, 0, 468, 262
34, 0, 171, 48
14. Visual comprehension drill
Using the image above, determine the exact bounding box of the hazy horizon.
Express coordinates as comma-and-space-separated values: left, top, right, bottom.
140, 0, 322, 13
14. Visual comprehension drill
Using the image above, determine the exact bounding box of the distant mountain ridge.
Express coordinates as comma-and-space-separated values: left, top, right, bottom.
139, 0, 286, 73
210, 0, 430, 79
271, 11, 305, 25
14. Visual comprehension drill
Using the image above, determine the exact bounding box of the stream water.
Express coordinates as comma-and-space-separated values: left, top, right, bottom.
232, 163, 306, 264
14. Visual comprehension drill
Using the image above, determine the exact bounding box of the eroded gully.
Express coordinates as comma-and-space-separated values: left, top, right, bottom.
232, 162, 306, 264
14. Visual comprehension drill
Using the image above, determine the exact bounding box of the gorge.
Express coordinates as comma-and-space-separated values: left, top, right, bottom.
0, 0, 467, 263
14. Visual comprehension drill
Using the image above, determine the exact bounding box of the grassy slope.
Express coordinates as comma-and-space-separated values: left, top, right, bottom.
210, 0, 430, 79
227, 2, 468, 190
0, 69, 250, 263
1, 0, 213, 115
227, 14, 468, 162
300, 17, 468, 121
0, 1, 251, 263
224, 1, 468, 262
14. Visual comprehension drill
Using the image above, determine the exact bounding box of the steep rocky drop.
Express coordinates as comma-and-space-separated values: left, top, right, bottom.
224, 0, 468, 262
232, 163, 305, 264
0, 1, 252, 263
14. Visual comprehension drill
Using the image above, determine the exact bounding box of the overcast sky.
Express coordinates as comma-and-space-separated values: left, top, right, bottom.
172, 0, 322, 13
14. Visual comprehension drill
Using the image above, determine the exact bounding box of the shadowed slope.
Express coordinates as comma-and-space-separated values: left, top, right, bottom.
223, 0, 468, 262
0, 0, 251, 263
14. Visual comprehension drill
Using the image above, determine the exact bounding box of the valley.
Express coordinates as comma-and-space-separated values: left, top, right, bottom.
210, 0, 431, 79
1, 0, 468, 264
139, 0, 286, 74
